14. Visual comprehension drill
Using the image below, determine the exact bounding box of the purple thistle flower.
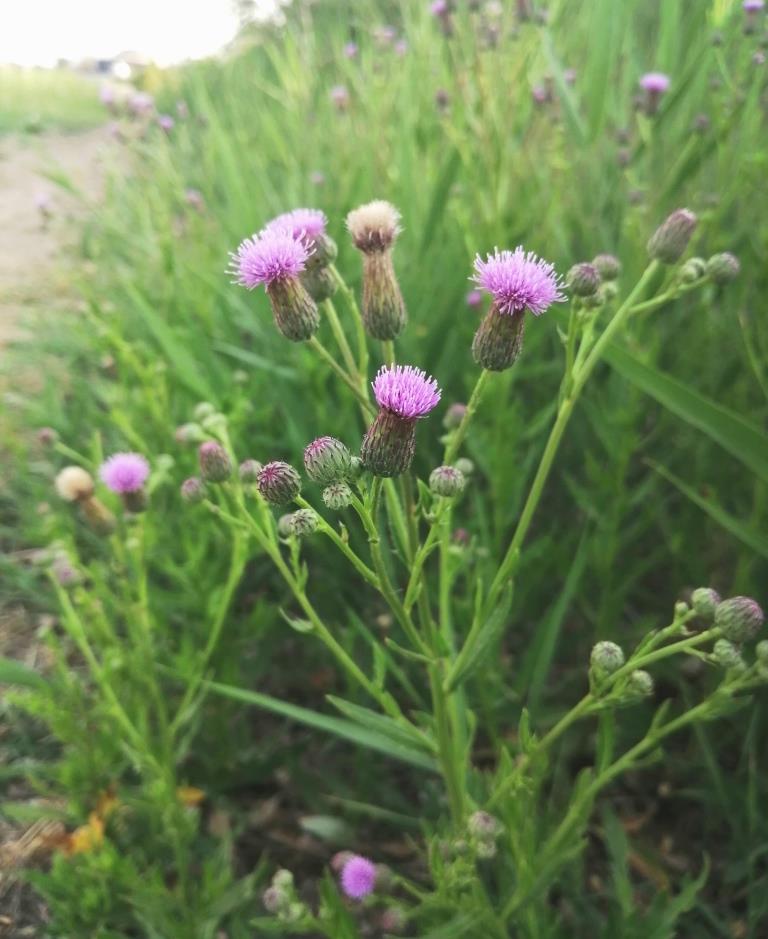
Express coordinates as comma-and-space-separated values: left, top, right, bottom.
466, 289, 483, 309
639, 72, 670, 94
472, 247, 565, 317
394, 39, 409, 56
99, 452, 150, 493
158, 114, 175, 132
431, 0, 449, 15
229, 230, 310, 289
372, 365, 441, 419
128, 91, 154, 115
743, 0, 764, 11
266, 208, 328, 241
340, 855, 377, 900
331, 84, 350, 109
344, 41, 359, 58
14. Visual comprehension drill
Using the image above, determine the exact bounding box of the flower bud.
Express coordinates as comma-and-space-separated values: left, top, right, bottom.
323, 481, 353, 509
715, 596, 764, 643
272, 869, 294, 890
193, 402, 217, 421
258, 461, 301, 504
472, 306, 526, 371
181, 476, 206, 503
679, 257, 707, 284
691, 587, 721, 621
713, 638, 746, 670
627, 669, 654, 698
429, 465, 466, 497
277, 514, 294, 537
302, 265, 337, 302
755, 640, 768, 664
647, 209, 698, 264
36, 427, 59, 446
592, 253, 621, 281
468, 811, 502, 840
52, 553, 81, 588
590, 640, 625, 675
198, 441, 232, 483
348, 456, 364, 481
566, 262, 601, 297
287, 508, 319, 537
706, 252, 740, 285
304, 436, 352, 485
379, 907, 406, 934
174, 422, 205, 444
268, 277, 320, 341
475, 839, 497, 859
239, 459, 263, 482
55, 466, 94, 503
454, 457, 475, 476
443, 403, 467, 430
263, 885, 287, 914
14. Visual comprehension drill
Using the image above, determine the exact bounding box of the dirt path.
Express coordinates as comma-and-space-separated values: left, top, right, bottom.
0, 125, 115, 345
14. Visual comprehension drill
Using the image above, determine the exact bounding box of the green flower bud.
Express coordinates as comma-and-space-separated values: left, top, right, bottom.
277, 514, 294, 537
348, 456, 364, 481
239, 459, 263, 482
627, 669, 654, 698
267, 277, 320, 342
198, 441, 232, 483
301, 265, 337, 302
263, 885, 288, 914
566, 262, 601, 297
193, 402, 217, 421
454, 457, 474, 476
323, 481, 353, 510
715, 596, 764, 643
258, 461, 301, 504
598, 281, 619, 303
590, 640, 625, 675
429, 465, 466, 497
706, 252, 740, 284
468, 811, 502, 840
272, 869, 294, 890
181, 477, 206, 504
647, 208, 698, 264
443, 403, 467, 430
756, 640, 768, 664
679, 256, 707, 283
287, 508, 319, 537
713, 638, 746, 670
592, 253, 621, 281
691, 587, 721, 621
303, 436, 352, 485
475, 839, 497, 859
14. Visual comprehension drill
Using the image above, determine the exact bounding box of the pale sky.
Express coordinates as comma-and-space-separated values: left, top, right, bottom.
0, 1, 284, 67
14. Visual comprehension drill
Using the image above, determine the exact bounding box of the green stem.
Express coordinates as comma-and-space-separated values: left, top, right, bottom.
295, 495, 379, 588
329, 263, 370, 388
487, 262, 660, 611
323, 298, 359, 379
444, 369, 491, 465
382, 338, 395, 365
308, 336, 375, 415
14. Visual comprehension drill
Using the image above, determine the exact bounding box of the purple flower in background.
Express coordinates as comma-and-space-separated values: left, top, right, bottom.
330, 84, 350, 110
472, 247, 565, 317
99, 84, 115, 107
128, 91, 154, 115
639, 72, 670, 94
266, 208, 328, 241
743, 0, 764, 11
564, 68, 577, 85
158, 114, 175, 132
340, 855, 377, 900
229, 230, 310, 289
466, 289, 483, 309
99, 452, 150, 493
372, 365, 441, 419
343, 41, 359, 58
531, 84, 549, 105
184, 188, 204, 211
394, 39, 408, 55
431, 0, 449, 14
373, 25, 397, 44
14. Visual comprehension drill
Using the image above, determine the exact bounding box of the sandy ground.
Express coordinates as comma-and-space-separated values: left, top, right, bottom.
0, 126, 114, 346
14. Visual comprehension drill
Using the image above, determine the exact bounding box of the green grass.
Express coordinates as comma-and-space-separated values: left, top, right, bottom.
0, 66, 104, 134
1, 1, 767, 936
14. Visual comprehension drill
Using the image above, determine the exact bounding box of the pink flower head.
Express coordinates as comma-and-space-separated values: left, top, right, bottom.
344, 41, 358, 58
229, 230, 310, 288
340, 855, 377, 900
128, 91, 154, 115
394, 39, 408, 56
158, 114, 175, 132
331, 84, 350, 108
265, 208, 327, 241
472, 247, 565, 316
99, 84, 115, 106
466, 289, 483, 309
99, 452, 150, 493
744, 0, 764, 11
372, 365, 441, 420
639, 72, 670, 94
431, 0, 449, 15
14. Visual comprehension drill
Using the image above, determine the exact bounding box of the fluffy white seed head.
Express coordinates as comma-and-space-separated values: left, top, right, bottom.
346, 200, 402, 251
55, 466, 95, 502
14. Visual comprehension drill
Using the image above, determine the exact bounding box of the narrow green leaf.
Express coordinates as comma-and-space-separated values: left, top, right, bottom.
444, 586, 514, 693
0, 656, 47, 689
327, 695, 437, 754
204, 679, 437, 771
605, 344, 768, 483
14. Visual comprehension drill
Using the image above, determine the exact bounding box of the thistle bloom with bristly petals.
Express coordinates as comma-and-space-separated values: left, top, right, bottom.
265, 208, 337, 269
99, 453, 150, 494
470, 247, 565, 370
361, 366, 441, 477
639, 72, 670, 94
229, 229, 319, 341
340, 855, 377, 900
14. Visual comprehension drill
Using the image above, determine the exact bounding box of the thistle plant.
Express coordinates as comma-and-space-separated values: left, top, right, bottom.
33, 199, 764, 936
